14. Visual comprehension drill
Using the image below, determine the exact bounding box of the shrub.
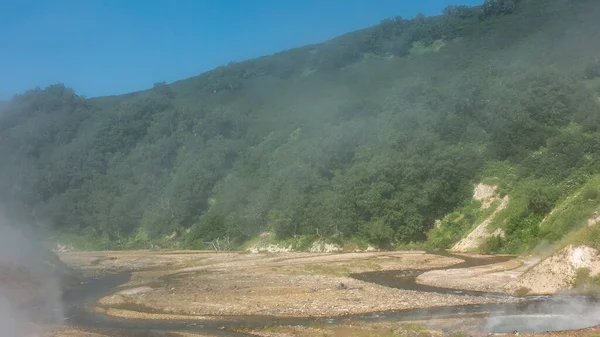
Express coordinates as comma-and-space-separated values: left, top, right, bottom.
584, 186, 599, 200
480, 235, 505, 254
526, 185, 560, 215
366, 218, 395, 248
571, 267, 600, 292
514, 287, 531, 296
579, 225, 600, 251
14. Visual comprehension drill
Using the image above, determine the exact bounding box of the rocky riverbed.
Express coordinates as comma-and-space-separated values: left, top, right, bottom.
2, 249, 594, 336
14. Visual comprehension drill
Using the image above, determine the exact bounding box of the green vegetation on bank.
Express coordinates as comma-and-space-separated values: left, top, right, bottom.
2, 0, 600, 252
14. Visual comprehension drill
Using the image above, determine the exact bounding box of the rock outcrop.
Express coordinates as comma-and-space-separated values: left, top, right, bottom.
588, 212, 600, 227
473, 183, 499, 209
309, 241, 342, 253
451, 194, 509, 253
248, 244, 293, 253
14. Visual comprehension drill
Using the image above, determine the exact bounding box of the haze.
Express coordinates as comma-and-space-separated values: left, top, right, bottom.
3, 0, 600, 335
0, 0, 482, 100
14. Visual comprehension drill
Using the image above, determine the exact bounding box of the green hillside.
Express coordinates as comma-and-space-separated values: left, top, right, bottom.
2, 0, 600, 251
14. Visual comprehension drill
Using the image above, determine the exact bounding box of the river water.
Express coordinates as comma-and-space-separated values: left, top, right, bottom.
61, 253, 600, 336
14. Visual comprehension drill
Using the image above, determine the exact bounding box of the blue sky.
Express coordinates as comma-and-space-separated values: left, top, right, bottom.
0, 0, 483, 100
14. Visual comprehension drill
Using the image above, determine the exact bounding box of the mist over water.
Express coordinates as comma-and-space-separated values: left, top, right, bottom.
485, 295, 600, 333
0, 215, 64, 337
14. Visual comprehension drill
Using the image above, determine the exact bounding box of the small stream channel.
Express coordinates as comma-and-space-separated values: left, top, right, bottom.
62, 253, 600, 336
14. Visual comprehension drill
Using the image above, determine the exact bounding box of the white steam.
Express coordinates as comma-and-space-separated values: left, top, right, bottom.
0, 216, 64, 337
485, 297, 600, 333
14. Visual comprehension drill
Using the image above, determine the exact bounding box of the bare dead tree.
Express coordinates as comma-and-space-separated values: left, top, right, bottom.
204, 237, 232, 253
159, 196, 175, 218
204, 241, 219, 252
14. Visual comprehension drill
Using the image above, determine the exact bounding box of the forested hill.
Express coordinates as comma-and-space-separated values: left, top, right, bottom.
2, 0, 600, 251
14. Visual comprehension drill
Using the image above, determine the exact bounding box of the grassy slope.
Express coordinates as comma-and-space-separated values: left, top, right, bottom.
424, 0, 600, 254
420, 0, 600, 253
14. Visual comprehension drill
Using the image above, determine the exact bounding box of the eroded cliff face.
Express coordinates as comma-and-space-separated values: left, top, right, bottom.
451, 184, 508, 253
507, 244, 600, 295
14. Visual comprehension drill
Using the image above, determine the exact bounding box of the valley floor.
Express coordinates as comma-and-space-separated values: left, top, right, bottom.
43, 250, 600, 336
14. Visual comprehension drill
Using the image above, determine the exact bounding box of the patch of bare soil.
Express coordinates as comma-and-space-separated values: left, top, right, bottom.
418, 245, 600, 296
236, 320, 600, 337
238, 321, 445, 337
58, 250, 217, 277
473, 183, 498, 209
451, 195, 509, 253
54, 324, 600, 337
416, 255, 540, 294
88, 251, 515, 319
92, 305, 217, 321
526, 325, 600, 337
166, 333, 219, 337
47, 326, 216, 337
46, 327, 113, 337
507, 245, 600, 295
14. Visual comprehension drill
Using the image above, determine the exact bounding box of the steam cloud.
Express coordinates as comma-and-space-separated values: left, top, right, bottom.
485, 297, 600, 333
0, 215, 64, 337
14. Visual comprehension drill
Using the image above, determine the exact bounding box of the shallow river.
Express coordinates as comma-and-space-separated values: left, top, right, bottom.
62, 253, 600, 336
